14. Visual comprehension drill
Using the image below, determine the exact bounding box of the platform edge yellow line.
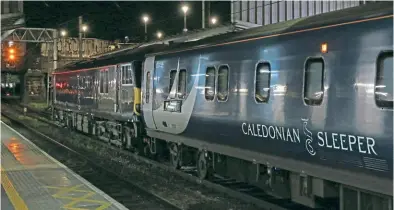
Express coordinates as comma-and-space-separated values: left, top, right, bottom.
1, 166, 29, 210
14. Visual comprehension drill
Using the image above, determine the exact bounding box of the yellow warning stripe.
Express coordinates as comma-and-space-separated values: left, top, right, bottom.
1, 167, 29, 210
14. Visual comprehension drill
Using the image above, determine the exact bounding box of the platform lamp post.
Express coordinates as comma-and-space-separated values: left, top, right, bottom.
60, 29, 67, 64
142, 15, 149, 41
182, 5, 189, 32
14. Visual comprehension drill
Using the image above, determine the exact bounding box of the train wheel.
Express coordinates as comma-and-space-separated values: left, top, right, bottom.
121, 133, 127, 149
197, 151, 212, 180
169, 143, 181, 169
121, 127, 129, 149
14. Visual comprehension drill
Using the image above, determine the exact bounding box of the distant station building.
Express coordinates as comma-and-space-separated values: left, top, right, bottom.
25, 37, 115, 102
230, 0, 375, 28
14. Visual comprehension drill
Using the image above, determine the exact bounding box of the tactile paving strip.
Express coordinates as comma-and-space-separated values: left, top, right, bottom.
1, 123, 126, 210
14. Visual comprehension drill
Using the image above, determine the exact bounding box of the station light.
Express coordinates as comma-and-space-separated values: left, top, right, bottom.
60, 30, 67, 37
142, 15, 149, 23
211, 17, 218, 25
82, 25, 88, 32
157, 31, 163, 39
182, 5, 189, 14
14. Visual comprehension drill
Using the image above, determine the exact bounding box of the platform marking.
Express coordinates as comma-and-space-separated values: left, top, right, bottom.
1, 121, 128, 210
0, 167, 29, 210
45, 184, 112, 210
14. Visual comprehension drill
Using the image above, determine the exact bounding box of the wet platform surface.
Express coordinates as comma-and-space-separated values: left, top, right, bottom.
1, 121, 128, 210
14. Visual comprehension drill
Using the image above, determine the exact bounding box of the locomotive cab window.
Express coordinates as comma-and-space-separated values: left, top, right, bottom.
255, 62, 271, 103
304, 58, 324, 106
177, 69, 187, 99
169, 70, 177, 97
217, 65, 229, 101
205, 67, 216, 101
375, 51, 393, 109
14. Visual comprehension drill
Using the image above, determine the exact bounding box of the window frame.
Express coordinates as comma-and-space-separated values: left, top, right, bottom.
99, 70, 104, 93
169, 69, 177, 97
254, 61, 272, 104
145, 71, 151, 103
205, 66, 217, 101
302, 57, 325, 106
217, 64, 230, 102
105, 70, 109, 93
374, 50, 393, 109
177, 69, 187, 99
122, 66, 126, 84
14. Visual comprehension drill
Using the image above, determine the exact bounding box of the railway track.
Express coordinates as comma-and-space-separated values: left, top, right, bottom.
2, 102, 319, 210
2, 112, 182, 210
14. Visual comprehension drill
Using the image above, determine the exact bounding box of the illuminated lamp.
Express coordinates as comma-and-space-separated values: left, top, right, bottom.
321, 43, 328, 53
9, 48, 15, 54
9, 54, 15, 60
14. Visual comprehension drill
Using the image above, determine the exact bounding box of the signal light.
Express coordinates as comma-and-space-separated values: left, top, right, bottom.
9, 54, 15, 60
9, 48, 15, 54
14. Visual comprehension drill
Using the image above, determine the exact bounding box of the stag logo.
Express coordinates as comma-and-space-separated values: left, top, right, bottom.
302, 118, 316, 156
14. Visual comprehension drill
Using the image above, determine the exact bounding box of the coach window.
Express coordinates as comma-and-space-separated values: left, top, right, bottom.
205, 67, 216, 101
122, 66, 126, 84
375, 51, 393, 109
255, 62, 271, 103
177, 69, 187, 99
128, 66, 133, 84
146, 71, 150, 103
100, 71, 104, 93
122, 66, 131, 84
304, 58, 324, 106
217, 65, 229, 101
105, 70, 109, 93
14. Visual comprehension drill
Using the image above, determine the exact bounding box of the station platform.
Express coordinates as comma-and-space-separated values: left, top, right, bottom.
0, 121, 128, 210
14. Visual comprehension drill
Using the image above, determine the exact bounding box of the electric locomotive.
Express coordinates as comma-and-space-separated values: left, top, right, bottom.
53, 44, 167, 150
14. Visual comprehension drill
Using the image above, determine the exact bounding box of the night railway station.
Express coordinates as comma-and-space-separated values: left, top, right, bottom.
1, 1, 393, 210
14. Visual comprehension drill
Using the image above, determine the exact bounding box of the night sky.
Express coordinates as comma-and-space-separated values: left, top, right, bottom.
24, 1, 231, 42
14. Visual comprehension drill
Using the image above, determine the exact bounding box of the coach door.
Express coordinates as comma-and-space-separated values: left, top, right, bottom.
142, 56, 157, 129
119, 63, 134, 113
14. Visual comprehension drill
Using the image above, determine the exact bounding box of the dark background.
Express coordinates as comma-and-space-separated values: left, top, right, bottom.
24, 1, 231, 41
